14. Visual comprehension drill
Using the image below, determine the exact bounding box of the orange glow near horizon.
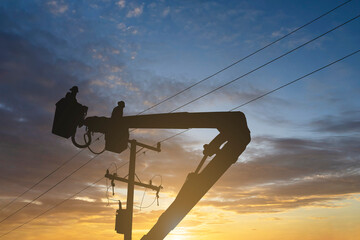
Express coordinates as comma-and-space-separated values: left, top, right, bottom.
1, 194, 359, 240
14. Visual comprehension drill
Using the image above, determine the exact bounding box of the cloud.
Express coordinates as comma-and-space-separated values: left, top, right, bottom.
116, 0, 126, 9
74, 196, 96, 202
117, 22, 126, 30
126, 4, 144, 18
47, 0, 68, 15
162, 7, 170, 17
310, 111, 360, 133
200, 195, 343, 214
0, 103, 13, 112
90, 75, 140, 92
271, 27, 295, 38
116, 22, 138, 36
195, 134, 360, 214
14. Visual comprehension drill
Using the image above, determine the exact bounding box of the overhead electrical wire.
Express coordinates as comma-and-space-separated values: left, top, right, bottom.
2, 0, 350, 212
0, 129, 104, 212
0, 176, 105, 238
53, 8, 360, 174
0, 154, 101, 224
2, 48, 359, 238
139, 47, 360, 158
131, 9, 360, 148
0, 149, 84, 212
139, 175, 163, 210
3, 11, 357, 226
127, 0, 354, 137
134, 0, 353, 116
229, 49, 360, 110
131, 13, 360, 156
169, 13, 360, 113
0, 1, 356, 235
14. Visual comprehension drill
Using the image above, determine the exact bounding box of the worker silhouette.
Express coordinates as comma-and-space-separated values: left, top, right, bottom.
65, 86, 79, 103
106, 100, 128, 153
52, 85, 87, 138
111, 101, 125, 121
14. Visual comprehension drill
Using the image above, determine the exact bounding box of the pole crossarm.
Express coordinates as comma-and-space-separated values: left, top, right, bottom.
105, 172, 162, 192
130, 140, 161, 152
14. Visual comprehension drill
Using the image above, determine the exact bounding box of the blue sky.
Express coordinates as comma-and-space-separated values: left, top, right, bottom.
0, 0, 360, 239
1, 0, 359, 122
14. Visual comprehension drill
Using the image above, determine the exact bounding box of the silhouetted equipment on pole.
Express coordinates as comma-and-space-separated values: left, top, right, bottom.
52, 87, 251, 239
106, 140, 162, 240
115, 200, 129, 235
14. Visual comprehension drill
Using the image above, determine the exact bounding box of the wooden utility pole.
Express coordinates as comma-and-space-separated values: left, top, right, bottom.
105, 140, 161, 240
125, 140, 137, 240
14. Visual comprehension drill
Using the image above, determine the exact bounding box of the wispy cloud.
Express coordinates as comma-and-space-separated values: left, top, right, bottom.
116, 0, 126, 9
310, 111, 360, 133
47, 0, 68, 15
162, 6, 170, 17
126, 4, 144, 18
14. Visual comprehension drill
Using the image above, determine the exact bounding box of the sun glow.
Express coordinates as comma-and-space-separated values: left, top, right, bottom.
166, 227, 190, 240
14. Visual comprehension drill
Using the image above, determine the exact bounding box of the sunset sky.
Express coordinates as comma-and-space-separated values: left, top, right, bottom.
1, 0, 360, 239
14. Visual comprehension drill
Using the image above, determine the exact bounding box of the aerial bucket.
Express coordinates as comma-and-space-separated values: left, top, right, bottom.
52, 96, 88, 139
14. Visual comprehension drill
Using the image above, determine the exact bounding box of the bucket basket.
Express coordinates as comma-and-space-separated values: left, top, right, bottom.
52, 97, 88, 138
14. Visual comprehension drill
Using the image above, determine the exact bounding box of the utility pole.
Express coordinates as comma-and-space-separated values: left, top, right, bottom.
126, 140, 136, 240
105, 139, 161, 240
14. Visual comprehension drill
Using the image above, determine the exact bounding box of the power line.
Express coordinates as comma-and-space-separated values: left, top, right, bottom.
134, 0, 353, 116
0, 152, 133, 238
0, 0, 354, 233
135, 48, 360, 157
0, 177, 105, 238
0, 153, 100, 225
169, 13, 360, 112
0, 148, 85, 212
3, 1, 353, 210
2, 48, 358, 239
0, 122, 105, 212
126, 0, 352, 135
91, 9, 360, 175
0, 126, 106, 213
5, 1, 348, 202
230, 49, 360, 111
130, 13, 360, 160
128, 4, 359, 156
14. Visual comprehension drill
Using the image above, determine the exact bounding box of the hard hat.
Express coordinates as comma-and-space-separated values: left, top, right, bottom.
118, 101, 125, 107
70, 86, 79, 93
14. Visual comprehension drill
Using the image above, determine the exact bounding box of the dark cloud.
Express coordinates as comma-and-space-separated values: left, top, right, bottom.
194, 134, 360, 214
200, 195, 343, 214
311, 111, 360, 133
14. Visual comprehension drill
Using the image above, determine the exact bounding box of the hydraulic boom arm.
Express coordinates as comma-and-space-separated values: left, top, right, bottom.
83, 111, 251, 239
52, 88, 251, 239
